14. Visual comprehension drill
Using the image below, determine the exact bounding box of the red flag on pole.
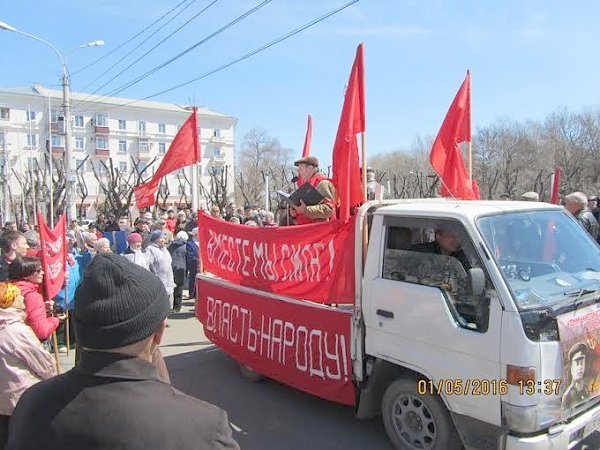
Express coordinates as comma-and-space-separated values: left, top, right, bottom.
302, 114, 312, 158
37, 212, 66, 300
332, 44, 366, 223
550, 166, 561, 204
134, 107, 200, 209
430, 71, 479, 200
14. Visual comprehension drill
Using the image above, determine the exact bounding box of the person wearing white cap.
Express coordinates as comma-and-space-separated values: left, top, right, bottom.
520, 191, 539, 202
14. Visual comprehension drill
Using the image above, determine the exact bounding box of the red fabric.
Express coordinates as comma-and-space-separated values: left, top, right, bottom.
550, 166, 561, 204
199, 211, 355, 304
332, 44, 366, 223
196, 279, 356, 406
14, 280, 59, 341
295, 173, 337, 225
430, 71, 479, 200
302, 114, 312, 158
37, 213, 66, 300
165, 218, 177, 234
134, 108, 200, 209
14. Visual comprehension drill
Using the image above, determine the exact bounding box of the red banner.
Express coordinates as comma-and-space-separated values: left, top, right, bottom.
37, 213, 66, 299
199, 212, 355, 304
196, 278, 355, 406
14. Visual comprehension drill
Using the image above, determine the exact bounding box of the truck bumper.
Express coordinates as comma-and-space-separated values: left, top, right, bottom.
504, 401, 600, 450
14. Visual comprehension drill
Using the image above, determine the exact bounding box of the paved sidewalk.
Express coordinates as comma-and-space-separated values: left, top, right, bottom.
57, 295, 207, 374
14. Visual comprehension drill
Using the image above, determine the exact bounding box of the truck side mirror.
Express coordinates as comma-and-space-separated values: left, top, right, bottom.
468, 268, 485, 296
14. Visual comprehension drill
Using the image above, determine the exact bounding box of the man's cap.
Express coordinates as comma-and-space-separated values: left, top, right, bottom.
150, 230, 165, 242
74, 254, 169, 349
294, 155, 319, 167
520, 191, 540, 201
243, 204, 255, 210
143, 212, 154, 220
127, 232, 143, 244
569, 342, 588, 361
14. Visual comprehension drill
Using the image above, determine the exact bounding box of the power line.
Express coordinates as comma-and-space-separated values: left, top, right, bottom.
82, 0, 217, 98
140, 0, 359, 101
105, 0, 273, 98
71, 0, 359, 114
73, 0, 204, 109
70, 0, 192, 77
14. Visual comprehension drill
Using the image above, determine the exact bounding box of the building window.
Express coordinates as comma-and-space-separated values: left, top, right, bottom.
138, 121, 146, 133
75, 159, 86, 171
158, 123, 166, 134
118, 140, 127, 153
213, 128, 220, 138
26, 157, 38, 170
119, 161, 128, 172
26, 110, 37, 121
178, 185, 186, 195
27, 134, 39, 148
138, 161, 148, 173
74, 137, 85, 150
0, 132, 4, 148
211, 167, 223, 177
51, 134, 64, 147
95, 162, 107, 174
95, 113, 108, 127
213, 147, 222, 157
96, 137, 109, 150
158, 142, 166, 154
74, 115, 84, 128
0, 107, 10, 120
139, 139, 149, 153
118, 119, 126, 130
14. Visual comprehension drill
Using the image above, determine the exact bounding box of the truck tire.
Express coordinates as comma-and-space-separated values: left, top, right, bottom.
239, 363, 264, 382
382, 378, 461, 450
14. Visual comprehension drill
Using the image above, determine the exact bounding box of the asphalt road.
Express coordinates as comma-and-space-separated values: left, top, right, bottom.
160, 300, 600, 450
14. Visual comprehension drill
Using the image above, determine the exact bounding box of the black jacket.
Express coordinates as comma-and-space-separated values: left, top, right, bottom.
7, 351, 239, 450
168, 238, 187, 271
576, 208, 599, 241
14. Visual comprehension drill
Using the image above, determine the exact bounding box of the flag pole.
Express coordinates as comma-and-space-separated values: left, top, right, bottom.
467, 70, 472, 180
360, 43, 368, 266
52, 331, 61, 374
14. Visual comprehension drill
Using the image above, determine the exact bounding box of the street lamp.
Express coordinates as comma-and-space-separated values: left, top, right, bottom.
0, 21, 104, 222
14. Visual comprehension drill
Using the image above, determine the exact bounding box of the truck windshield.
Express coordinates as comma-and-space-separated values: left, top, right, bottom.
477, 210, 600, 309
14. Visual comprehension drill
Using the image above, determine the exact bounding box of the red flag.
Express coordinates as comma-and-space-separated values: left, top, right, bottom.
37, 213, 66, 300
550, 166, 561, 204
134, 108, 200, 208
332, 44, 366, 223
430, 71, 479, 200
302, 114, 312, 158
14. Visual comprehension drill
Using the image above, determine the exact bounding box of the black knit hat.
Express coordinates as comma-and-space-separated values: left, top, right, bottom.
74, 253, 169, 349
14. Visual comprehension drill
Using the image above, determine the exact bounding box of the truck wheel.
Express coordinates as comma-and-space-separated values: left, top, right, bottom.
382, 378, 461, 450
238, 363, 264, 382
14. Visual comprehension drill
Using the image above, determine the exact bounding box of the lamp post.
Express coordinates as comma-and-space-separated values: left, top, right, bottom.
0, 21, 103, 222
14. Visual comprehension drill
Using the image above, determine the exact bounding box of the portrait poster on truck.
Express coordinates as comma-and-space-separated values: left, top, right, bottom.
198, 212, 356, 304
196, 279, 356, 406
557, 303, 600, 411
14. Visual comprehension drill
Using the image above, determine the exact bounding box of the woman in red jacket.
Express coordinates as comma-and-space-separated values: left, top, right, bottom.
8, 257, 62, 341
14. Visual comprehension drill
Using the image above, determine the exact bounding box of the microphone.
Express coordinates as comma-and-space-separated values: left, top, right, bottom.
291, 176, 298, 183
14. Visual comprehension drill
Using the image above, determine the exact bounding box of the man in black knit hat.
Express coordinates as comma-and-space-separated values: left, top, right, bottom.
6, 253, 239, 450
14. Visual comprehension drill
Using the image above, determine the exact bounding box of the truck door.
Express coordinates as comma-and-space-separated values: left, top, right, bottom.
364, 216, 504, 427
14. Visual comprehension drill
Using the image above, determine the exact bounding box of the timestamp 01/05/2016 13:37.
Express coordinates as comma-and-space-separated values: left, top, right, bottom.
416, 378, 562, 396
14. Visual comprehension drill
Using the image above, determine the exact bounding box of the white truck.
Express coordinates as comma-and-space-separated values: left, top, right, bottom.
197, 199, 600, 449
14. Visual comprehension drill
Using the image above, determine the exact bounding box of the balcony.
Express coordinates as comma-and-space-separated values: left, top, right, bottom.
95, 126, 110, 135
50, 122, 58, 132
95, 148, 110, 157
210, 135, 226, 144
51, 146, 64, 155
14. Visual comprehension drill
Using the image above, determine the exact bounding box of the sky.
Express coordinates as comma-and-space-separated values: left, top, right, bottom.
2, 0, 600, 168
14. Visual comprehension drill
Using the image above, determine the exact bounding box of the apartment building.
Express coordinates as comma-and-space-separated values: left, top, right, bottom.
0, 84, 237, 222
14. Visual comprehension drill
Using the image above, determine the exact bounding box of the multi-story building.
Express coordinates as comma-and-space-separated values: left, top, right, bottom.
0, 84, 236, 223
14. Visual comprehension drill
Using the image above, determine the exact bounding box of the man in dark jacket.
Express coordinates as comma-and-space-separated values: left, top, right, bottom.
186, 227, 200, 299
564, 191, 599, 241
6, 253, 239, 450
168, 231, 188, 312
0, 231, 29, 281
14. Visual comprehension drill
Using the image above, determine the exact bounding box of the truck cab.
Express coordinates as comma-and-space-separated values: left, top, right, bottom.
358, 199, 600, 449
